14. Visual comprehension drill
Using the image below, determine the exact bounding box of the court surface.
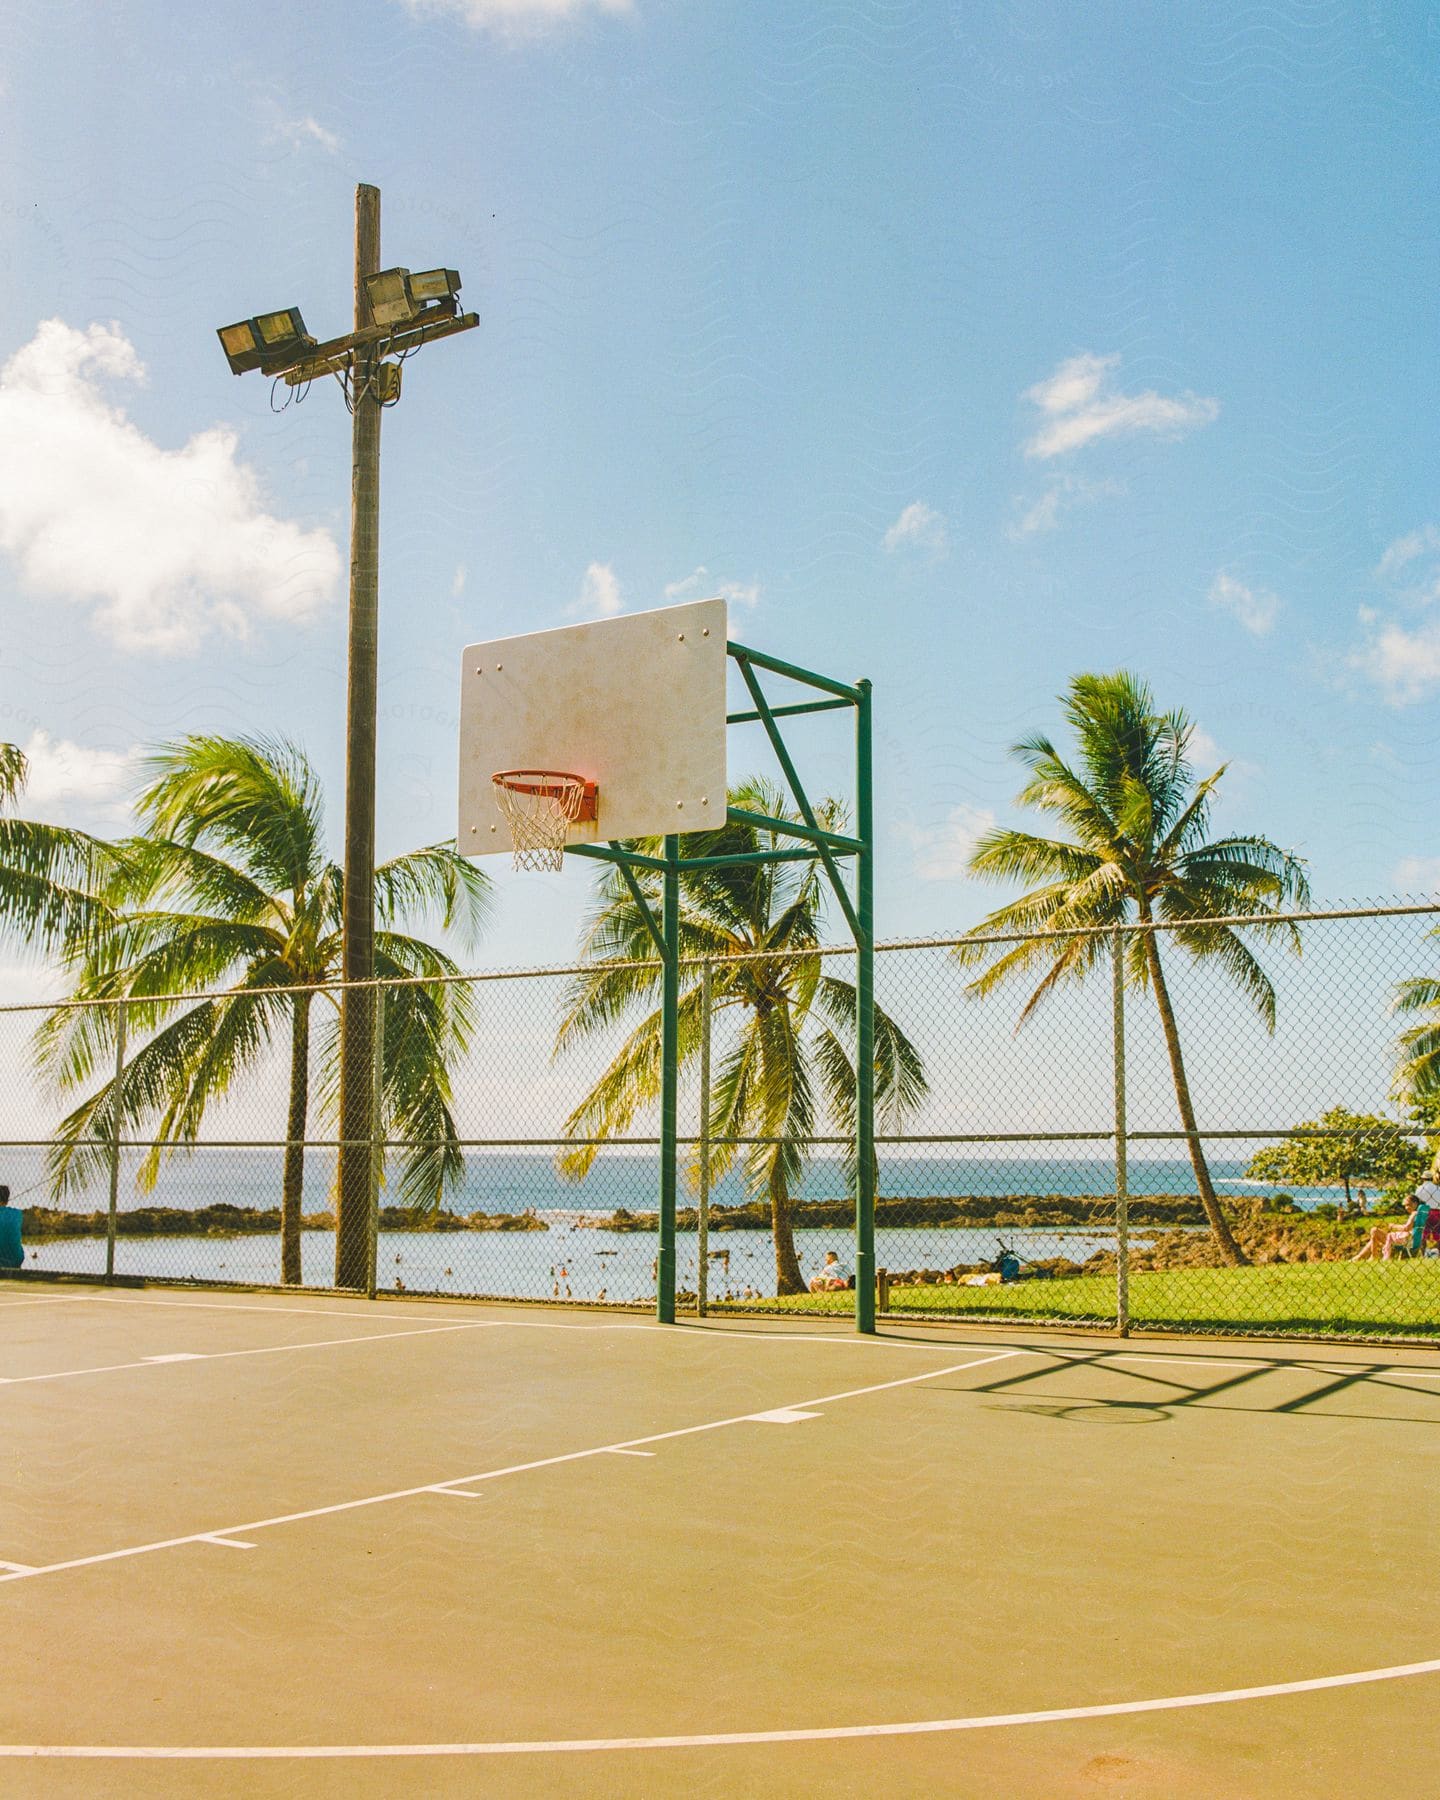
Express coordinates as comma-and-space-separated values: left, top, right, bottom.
2, 1284, 1437, 1798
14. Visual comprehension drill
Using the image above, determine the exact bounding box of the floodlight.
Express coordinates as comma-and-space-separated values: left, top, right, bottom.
364, 267, 463, 328
216, 308, 312, 376
365, 267, 416, 327
217, 319, 263, 376
408, 268, 461, 305
255, 307, 308, 347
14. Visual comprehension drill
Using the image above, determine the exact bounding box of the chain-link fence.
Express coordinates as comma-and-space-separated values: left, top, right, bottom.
2, 901, 1438, 1343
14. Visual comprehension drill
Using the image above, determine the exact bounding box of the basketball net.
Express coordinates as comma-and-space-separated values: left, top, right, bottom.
491, 771, 594, 871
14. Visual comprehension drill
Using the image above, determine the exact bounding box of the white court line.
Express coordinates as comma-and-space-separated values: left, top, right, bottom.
1114, 1355, 1440, 1384
89, 1294, 517, 1325
89, 1294, 977, 1349
78, 1292, 1033, 1355
35, 1288, 1440, 1380
0, 1294, 91, 1310
0, 1321, 504, 1388
3, 1655, 1440, 1760
78, 1290, 1043, 1354
0, 1351, 1019, 1587
1110, 1353, 1271, 1372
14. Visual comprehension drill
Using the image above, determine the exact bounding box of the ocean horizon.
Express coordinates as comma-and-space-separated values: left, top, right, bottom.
0, 1146, 1358, 1216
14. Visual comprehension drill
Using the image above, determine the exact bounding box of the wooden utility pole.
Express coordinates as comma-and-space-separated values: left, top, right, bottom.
335, 184, 384, 1290
216, 182, 477, 1290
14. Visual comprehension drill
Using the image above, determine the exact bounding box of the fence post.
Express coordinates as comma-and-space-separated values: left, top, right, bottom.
105, 999, 128, 1282
366, 984, 385, 1300
1112, 926, 1129, 1337
697, 960, 712, 1318
656, 838, 680, 1325
854, 677, 876, 1333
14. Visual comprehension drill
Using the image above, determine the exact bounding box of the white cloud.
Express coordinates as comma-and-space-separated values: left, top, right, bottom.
663, 566, 760, 609
269, 111, 341, 155
1376, 525, 1440, 584
1209, 571, 1280, 638
0, 321, 341, 655
1023, 352, 1219, 460
882, 501, 948, 557
15, 731, 136, 820
1011, 487, 1063, 537
570, 560, 623, 619
902, 803, 995, 882
1351, 524, 1440, 704
1008, 474, 1126, 539
451, 563, 467, 599
1351, 617, 1440, 705
1373, 524, 1440, 606
400, 0, 633, 32
1187, 726, 1224, 768
1394, 856, 1440, 895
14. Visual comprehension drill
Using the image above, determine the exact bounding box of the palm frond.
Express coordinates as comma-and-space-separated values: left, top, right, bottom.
135, 736, 326, 896
0, 742, 26, 807
374, 843, 491, 950
0, 817, 124, 953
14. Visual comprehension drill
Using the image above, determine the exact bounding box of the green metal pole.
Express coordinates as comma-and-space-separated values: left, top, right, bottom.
105, 1000, 128, 1283
1112, 927, 1130, 1338
367, 983, 385, 1301
657, 836, 680, 1324
697, 959, 712, 1318
854, 678, 876, 1333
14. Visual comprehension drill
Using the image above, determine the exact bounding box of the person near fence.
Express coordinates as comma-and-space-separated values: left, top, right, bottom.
1351, 1194, 1424, 1262
0, 1187, 23, 1272
809, 1250, 852, 1293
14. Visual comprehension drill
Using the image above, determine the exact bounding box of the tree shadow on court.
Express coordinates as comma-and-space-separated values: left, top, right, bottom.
926, 1344, 1440, 1428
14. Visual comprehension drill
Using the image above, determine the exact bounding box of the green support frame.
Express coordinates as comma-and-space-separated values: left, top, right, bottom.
566, 640, 876, 1333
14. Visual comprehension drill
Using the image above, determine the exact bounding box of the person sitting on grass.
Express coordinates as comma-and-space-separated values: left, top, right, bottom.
0, 1187, 23, 1272
808, 1249, 852, 1293
1351, 1194, 1422, 1262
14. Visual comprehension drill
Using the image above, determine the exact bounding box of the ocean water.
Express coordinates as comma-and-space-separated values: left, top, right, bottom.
25, 1222, 1135, 1305
0, 1144, 1345, 1303
0, 1146, 1324, 1216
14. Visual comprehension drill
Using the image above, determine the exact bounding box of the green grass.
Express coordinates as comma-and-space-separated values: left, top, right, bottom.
718, 1263, 1440, 1337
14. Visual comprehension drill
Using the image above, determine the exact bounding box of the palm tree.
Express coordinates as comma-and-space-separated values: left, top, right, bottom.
0, 740, 118, 953
955, 672, 1308, 1266
554, 779, 926, 1295
1394, 937, 1440, 1127
36, 736, 490, 1285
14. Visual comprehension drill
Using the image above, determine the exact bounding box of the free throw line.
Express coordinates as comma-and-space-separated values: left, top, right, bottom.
0, 1351, 1019, 1586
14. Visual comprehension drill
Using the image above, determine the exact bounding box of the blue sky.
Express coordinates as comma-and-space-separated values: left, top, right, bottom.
1, 0, 1438, 989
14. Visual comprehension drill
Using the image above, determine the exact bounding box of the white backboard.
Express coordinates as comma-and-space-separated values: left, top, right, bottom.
459, 598, 728, 855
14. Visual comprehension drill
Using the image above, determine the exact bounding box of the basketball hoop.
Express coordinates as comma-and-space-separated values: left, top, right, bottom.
491, 770, 598, 871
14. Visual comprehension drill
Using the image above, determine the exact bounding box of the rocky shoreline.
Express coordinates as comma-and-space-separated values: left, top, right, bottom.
591, 1192, 1212, 1232
18, 1203, 549, 1240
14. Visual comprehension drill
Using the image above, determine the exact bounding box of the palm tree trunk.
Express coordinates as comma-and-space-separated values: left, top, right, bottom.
1138, 919, 1246, 1267
281, 991, 312, 1286
770, 1168, 805, 1295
